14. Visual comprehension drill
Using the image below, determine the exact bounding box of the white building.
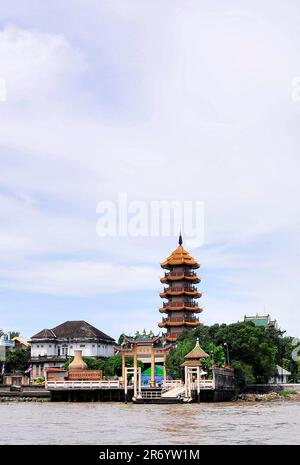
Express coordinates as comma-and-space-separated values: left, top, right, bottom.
0, 333, 15, 349
269, 365, 292, 384
29, 320, 115, 380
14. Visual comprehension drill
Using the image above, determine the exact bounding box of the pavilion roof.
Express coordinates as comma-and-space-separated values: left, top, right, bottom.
123, 334, 161, 345
161, 245, 200, 269
184, 338, 209, 360
180, 359, 203, 367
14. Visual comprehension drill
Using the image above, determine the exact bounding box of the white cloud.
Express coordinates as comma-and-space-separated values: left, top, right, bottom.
0, 4, 299, 337
0, 260, 157, 296
0, 25, 84, 105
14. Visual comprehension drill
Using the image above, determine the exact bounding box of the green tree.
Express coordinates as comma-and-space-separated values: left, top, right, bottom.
9, 331, 20, 340
202, 342, 226, 370
5, 348, 30, 373
166, 321, 289, 387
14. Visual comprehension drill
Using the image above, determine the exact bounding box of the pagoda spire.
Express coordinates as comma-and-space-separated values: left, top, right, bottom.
178, 232, 183, 246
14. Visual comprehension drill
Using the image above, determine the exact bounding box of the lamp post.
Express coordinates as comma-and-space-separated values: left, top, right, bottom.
223, 342, 230, 366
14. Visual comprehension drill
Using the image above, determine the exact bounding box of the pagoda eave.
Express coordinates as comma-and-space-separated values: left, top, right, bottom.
159, 321, 202, 328
164, 335, 177, 342
159, 291, 201, 298
161, 263, 200, 270
160, 275, 200, 284
159, 306, 203, 313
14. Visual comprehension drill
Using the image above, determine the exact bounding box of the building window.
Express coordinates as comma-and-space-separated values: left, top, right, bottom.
62, 347, 68, 355
92, 344, 95, 347
80, 345, 85, 348
49, 345, 52, 347
37, 345, 39, 348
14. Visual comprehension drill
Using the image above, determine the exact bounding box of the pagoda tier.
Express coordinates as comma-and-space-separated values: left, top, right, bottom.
158, 235, 203, 343
159, 303, 203, 313
160, 271, 200, 284
160, 286, 201, 298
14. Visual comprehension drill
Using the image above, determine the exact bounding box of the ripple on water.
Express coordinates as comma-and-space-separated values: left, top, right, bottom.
0, 401, 299, 445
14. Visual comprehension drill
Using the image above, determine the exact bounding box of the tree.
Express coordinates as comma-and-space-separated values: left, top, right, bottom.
202, 342, 226, 370
165, 321, 295, 387
9, 331, 20, 340
5, 348, 30, 373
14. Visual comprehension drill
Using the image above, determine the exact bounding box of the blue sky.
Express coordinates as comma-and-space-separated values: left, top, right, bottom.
0, 1, 300, 340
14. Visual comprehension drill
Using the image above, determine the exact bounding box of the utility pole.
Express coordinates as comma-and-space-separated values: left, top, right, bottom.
223, 342, 230, 366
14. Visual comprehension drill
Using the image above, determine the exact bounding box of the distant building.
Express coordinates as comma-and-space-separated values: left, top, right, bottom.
0, 333, 15, 349
244, 314, 278, 329
29, 320, 115, 380
12, 336, 30, 350
5, 372, 30, 387
269, 365, 291, 384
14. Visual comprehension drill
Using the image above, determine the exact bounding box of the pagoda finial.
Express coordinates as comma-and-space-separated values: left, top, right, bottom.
196, 337, 200, 347
178, 231, 183, 246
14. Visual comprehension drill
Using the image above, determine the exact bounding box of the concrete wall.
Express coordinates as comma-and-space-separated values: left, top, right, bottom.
246, 383, 300, 393
282, 383, 300, 392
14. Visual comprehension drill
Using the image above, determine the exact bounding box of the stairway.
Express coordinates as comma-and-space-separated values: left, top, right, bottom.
161, 386, 185, 399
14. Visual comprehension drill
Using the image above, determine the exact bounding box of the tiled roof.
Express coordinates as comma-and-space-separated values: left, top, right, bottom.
123, 334, 161, 345
31, 328, 55, 339
31, 321, 114, 342
12, 336, 30, 347
181, 359, 203, 367
184, 338, 209, 360
161, 245, 200, 269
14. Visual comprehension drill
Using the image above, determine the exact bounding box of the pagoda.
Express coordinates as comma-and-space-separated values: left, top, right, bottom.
158, 234, 203, 342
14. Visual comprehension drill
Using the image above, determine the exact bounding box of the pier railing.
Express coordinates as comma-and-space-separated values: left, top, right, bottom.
191, 380, 214, 390
141, 391, 162, 399
161, 380, 184, 393
46, 380, 121, 390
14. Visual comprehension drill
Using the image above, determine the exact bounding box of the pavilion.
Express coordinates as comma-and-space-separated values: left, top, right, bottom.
116, 333, 172, 389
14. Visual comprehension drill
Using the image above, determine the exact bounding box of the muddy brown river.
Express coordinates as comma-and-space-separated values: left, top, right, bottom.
0, 401, 299, 445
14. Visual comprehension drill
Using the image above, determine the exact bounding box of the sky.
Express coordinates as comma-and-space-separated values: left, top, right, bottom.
0, 0, 300, 340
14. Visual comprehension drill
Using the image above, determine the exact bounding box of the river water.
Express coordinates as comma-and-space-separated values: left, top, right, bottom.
0, 401, 299, 445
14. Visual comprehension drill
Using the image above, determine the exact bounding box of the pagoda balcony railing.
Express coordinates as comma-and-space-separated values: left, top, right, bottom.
163, 286, 197, 292
164, 271, 197, 278
166, 332, 182, 339
162, 301, 198, 308
162, 316, 199, 323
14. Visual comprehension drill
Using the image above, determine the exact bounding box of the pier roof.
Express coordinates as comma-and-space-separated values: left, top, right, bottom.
184, 338, 209, 360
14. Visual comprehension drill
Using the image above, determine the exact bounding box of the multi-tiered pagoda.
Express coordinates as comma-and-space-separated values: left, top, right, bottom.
158, 235, 203, 342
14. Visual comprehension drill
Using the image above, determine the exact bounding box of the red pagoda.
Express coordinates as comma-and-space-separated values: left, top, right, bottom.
158, 235, 203, 342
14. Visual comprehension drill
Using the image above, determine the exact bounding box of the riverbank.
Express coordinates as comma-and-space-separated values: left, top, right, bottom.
0, 396, 49, 402
0, 387, 50, 401
238, 391, 300, 402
